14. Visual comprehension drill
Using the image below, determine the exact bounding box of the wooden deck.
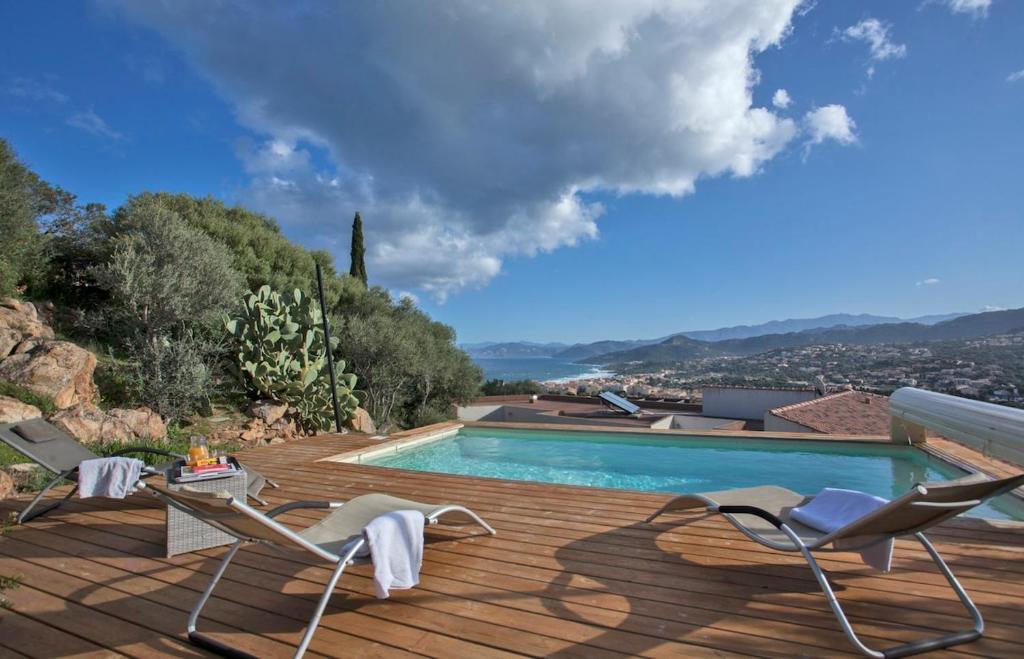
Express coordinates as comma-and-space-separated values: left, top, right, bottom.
1, 433, 1022, 658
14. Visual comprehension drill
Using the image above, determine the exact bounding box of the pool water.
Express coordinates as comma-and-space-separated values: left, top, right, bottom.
368, 427, 1024, 520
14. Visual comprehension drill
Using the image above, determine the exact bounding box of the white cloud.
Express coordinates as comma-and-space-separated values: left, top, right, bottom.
6, 77, 67, 103
804, 105, 857, 149
941, 0, 992, 18
1007, 69, 1024, 83
107, 1, 808, 299
981, 304, 1005, 312
916, 277, 941, 286
66, 110, 124, 141
840, 18, 907, 62
772, 88, 792, 109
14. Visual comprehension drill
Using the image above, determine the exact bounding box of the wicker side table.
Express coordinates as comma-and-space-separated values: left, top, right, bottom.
165, 467, 247, 557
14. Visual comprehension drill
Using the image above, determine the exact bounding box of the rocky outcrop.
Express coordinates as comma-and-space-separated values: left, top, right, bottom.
0, 340, 98, 409
0, 298, 54, 341
0, 329, 21, 358
0, 395, 42, 424
247, 399, 289, 426
50, 403, 167, 445
348, 407, 376, 434
108, 407, 167, 440
0, 469, 14, 500
50, 403, 135, 444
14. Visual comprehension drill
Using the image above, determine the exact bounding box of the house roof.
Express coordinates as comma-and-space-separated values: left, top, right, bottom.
768, 390, 890, 435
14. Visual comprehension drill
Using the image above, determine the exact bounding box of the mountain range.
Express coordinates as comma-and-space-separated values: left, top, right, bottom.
463, 311, 967, 359
590, 307, 1024, 365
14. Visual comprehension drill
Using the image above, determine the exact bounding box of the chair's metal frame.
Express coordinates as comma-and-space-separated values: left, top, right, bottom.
17, 445, 181, 523
136, 481, 496, 659
647, 492, 997, 658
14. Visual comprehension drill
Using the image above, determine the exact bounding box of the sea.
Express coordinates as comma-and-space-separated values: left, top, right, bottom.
472, 357, 614, 383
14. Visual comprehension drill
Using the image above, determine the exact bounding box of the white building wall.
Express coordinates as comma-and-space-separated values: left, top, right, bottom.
763, 414, 814, 433
702, 387, 817, 421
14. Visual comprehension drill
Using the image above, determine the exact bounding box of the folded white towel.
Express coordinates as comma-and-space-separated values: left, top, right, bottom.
363, 510, 425, 599
78, 457, 145, 499
791, 488, 894, 572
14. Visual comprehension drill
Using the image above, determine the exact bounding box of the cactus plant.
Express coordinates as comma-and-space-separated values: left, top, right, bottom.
225, 285, 361, 432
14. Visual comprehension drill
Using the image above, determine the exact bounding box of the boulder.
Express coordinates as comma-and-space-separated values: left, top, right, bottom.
247, 399, 288, 426
347, 407, 376, 434
0, 329, 22, 358
0, 300, 53, 341
0, 469, 14, 500
0, 395, 42, 424
0, 340, 98, 409
108, 407, 167, 440
50, 403, 134, 445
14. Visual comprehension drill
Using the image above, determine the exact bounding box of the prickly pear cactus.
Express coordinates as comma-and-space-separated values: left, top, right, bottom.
225, 285, 360, 432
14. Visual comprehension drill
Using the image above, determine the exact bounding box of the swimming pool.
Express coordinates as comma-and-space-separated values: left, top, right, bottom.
365, 427, 1024, 520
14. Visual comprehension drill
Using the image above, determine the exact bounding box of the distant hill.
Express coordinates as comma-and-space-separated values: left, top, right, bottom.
554, 339, 657, 361
677, 312, 965, 342
591, 307, 1024, 365
463, 341, 567, 358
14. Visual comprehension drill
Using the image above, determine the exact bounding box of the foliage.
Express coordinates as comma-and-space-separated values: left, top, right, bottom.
112, 192, 357, 309
481, 379, 542, 396
349, 211, 367, 285
335, 290, 482, 430
0, 139, 50, 296
118, 331, 224, 421
95, 198, 244, 342
0, 380, 56, 415
226, 285, 360, 431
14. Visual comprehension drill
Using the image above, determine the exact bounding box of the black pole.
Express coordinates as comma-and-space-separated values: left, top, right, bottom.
316, 263, 344, 433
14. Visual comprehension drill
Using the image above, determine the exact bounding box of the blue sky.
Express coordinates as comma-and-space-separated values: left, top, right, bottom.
2, 1, 1022, 344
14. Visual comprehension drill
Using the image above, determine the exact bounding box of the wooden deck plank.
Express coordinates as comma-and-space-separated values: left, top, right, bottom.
0, 432, 1021, 658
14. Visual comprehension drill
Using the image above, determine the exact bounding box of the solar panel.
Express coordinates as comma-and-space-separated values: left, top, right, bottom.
598, 391, 641, 415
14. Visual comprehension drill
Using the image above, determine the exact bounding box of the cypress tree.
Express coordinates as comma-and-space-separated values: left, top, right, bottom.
349, 211, 367, 285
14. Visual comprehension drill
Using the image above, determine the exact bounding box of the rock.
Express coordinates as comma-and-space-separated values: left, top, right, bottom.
347, 407, 376, 434
0, 470, 14, 500
50, 403, 134, 444
247, 399, 288, 426
108, 407, 167, 440
265, 436, 286, 445
0, 298, 38, 322
0, 395, 42, 424
0, 302, 53, 341
0, 329, 21, 358
32, 300, 56, 326
10, 339, 41, 355
0, 340, 98, 409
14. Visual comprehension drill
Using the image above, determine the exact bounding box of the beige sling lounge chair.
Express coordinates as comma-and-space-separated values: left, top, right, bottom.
646, 472, 1024, 658
136, 480, 495, 659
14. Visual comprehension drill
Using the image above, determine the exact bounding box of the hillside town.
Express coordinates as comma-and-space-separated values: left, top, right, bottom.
545, 331, 1024, 407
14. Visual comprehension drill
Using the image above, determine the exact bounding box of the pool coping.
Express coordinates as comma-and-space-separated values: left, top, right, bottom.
318, 419, 1024, 518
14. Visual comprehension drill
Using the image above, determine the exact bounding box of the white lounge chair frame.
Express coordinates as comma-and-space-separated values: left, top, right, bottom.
646, 473, 1024, 658
136, 481, 495, 659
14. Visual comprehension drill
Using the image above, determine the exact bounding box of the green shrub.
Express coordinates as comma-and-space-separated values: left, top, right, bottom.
0, 140, 47, 297
226, 285, 360, 432
118, 331, 223, 422
481, 379, 542, 396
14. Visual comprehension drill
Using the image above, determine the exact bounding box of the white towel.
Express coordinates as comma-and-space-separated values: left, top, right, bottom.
791, 488, 894, 572
362, 510, 425, 599
77, 457, 145, 499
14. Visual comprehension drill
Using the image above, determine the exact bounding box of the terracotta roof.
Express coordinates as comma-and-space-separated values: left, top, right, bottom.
768, 390, 890, 435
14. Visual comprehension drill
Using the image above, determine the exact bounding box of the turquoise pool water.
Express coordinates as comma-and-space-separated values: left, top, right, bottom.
368, 427, 1024, 520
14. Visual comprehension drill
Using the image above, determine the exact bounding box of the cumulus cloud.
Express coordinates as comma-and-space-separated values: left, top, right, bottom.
916, 277, 941, 287
106, 0, 809, 299
803, 105, 857, 149
772, 88, 792, 109
66, 110, 124, 141
1007, 69, 1024, 83
941, 0, 992, 18
840, 18, 907, 62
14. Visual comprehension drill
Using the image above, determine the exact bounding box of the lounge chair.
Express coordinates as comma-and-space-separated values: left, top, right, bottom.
0, 418, 278, 523
135, 480, 496, 659
646, 473, 1024, 658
